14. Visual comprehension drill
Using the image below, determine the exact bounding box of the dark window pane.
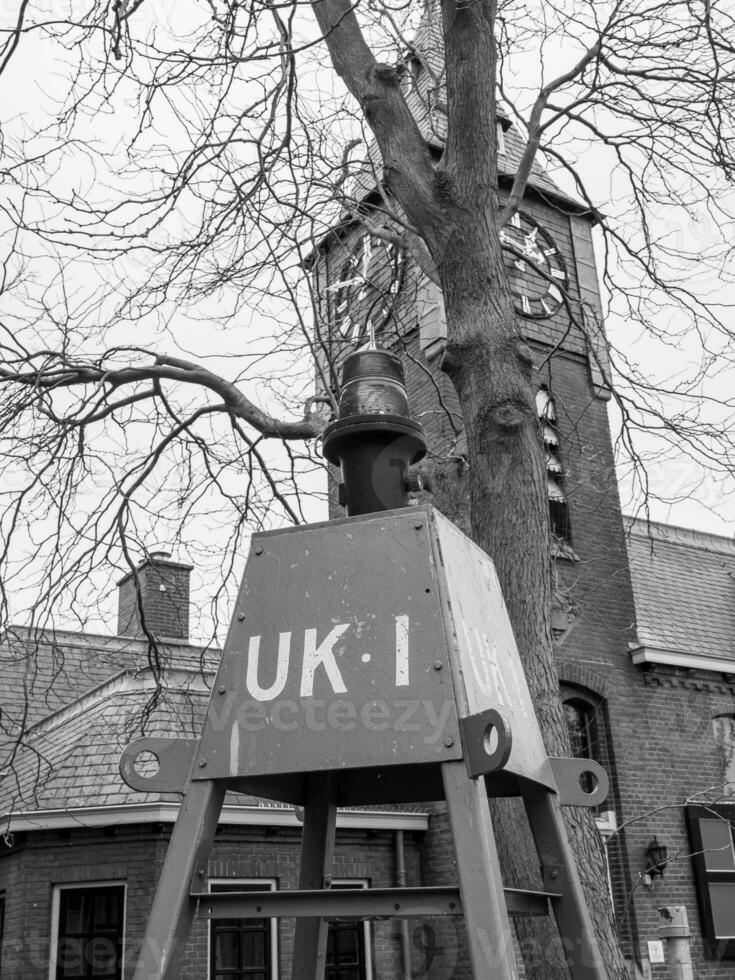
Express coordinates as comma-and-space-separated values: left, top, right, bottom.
700, 819, 735, 872
326, 887, 367, 980
549, 499, 572, 542
63, 894, 86, 935
242, 931, 266, 967
710, 883, 735, 937
564, 702, 591, 760
210, 883, 272, 980
214, 931, 239, 969
334, 926, 358, 964
56, 886, 124, 980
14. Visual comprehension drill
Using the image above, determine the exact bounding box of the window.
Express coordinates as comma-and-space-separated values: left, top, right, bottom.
686, 805, 735, 958
326, 882, 372, 980
713, 715, 735, 795
563, 696, 600, 796
536, 386, 572, 542
564, 699, 597, 763
50, 883, 125, 980
209, 880, 277, 980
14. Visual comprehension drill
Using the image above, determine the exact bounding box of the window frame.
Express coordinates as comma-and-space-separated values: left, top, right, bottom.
208, 878, 278, 980
48, 881, 126, 980
712, 714, 735, 795
327, 880, 373, 980
686, 804, 735, 959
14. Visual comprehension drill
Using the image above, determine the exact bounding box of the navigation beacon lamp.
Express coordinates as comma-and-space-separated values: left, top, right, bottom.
322, 347, 427, 516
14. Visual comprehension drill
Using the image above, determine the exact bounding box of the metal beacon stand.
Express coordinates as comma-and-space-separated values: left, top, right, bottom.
120, 348, 609, 980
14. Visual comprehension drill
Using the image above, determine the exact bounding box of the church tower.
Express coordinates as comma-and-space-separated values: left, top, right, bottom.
307, 5, 645, 974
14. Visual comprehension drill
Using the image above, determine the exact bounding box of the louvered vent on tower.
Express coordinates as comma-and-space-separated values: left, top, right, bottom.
536, 386, 572, 542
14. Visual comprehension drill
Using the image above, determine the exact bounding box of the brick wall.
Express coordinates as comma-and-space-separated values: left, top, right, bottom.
117, 556, 193, 641
0, 822, 423, 980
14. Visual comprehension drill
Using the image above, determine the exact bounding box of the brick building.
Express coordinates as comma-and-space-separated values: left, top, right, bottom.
0, 557, 428, 979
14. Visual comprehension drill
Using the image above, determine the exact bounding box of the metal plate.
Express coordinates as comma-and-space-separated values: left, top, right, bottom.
119, 737, 198, 794
548, 757, 609, 807
430, 510, 554, 790
195, 508, 461, 780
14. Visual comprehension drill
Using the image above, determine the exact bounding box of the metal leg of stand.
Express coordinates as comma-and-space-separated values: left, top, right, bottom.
521, 782, 607, 980
131, 778, 227, 980
291, 772, 338, 980
442, 761, 520, 980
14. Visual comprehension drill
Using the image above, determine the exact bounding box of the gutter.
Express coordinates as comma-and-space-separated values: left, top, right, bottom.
1, 802, 429, 835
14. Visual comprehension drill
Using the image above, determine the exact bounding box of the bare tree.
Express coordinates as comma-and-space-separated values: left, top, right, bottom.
1, 0, 734, 975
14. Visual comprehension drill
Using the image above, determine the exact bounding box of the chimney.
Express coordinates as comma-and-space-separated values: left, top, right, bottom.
116, 550, 193, 641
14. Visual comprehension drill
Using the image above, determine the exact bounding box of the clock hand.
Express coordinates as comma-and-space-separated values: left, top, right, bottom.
327, 275, 365, 292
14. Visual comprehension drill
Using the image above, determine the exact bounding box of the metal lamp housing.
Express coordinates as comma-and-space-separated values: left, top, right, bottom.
323, 349, 427, 517
645, 837, 668, 878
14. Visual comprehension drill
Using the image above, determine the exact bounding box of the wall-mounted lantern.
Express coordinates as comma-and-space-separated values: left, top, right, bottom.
643, 837, 668, 889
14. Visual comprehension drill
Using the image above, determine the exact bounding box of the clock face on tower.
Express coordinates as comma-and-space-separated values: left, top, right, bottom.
328, 232, 406, 345
500, 211, 568, 319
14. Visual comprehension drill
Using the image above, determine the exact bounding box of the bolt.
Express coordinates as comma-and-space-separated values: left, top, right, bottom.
238, 612, 246, 621
433, 660, 443, 670
444, 737, 454, 748
550, 870, 559, 879
414, 521, 423, 530
218, 685, 227, 694
199, 759, 207, 768
197, 869, 205, 877
254, 544, 263, 555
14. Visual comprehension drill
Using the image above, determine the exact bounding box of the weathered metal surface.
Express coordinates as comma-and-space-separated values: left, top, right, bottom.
292, 774, 338, 980
130, 779, 227, 980
521, 781, 610, 979
442, 760, 520, 979
549, 756, 609, 807
194, 508, 461, 782
504, 889, 554, 917
198, 886, 463, 919
430, 509, 555, 791
119, 737, 198, 794
459, 708, 513, 776
196, 885, 555, 919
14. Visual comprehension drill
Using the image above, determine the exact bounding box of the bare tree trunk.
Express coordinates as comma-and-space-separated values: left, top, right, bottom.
439, 251, 626, 975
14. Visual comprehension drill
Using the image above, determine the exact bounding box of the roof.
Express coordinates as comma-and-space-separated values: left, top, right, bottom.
405, 0, 586, 210
0, 628, 427, 829
0, 626, 217, 759
308, 0, 590, 262
625, 517, 735, 671
0, 665, 217, 815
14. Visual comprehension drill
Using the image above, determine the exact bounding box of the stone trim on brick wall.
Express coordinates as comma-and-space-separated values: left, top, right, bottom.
556, 660, 611, 699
